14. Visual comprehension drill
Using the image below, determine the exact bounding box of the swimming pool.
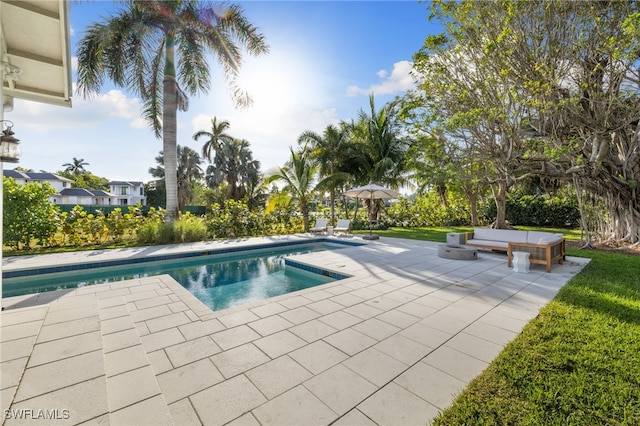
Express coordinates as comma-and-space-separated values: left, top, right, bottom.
3, 241, 356, 311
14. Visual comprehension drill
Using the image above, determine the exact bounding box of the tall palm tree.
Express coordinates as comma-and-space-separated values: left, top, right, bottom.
62, 157, 90, 177
149, 145, 203, 211
298, 124, 350, 225
265, 148, 323, 232
194, 117, 233, 164
76, 0, 268, 223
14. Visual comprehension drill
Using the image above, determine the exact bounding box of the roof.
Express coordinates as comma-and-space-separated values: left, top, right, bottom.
109, 181, 144, 187
90, 190, 115, 197
59, 188, 94, 197
2, 170, 73, 182
1, 0, 72, 108
2, 169, 29, 179
25, 172, 73, 182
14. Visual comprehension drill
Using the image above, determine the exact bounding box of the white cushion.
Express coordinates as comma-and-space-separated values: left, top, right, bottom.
473, 228, 527, 243
526, 231, 563, 245
466, 239, 509, 249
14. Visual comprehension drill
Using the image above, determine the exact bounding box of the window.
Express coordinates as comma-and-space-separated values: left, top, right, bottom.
120, 199, 128, 206
140, 187, 144, 195
120, 187, 128, 195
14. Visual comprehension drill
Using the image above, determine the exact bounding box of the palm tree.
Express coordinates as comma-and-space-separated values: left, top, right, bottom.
203, 138, 261, 201
348, 95, 412, 221
194, 116, 233, 164
265, 148, 323, 232
298, 124, 350, 226
149, 145, 203, 211
62, 157, 89, 177
76, 1, 268, 223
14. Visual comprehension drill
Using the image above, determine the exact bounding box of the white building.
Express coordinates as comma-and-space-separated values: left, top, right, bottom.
4, 170, 73, 194
3, 170, 146, 206
108, 181, 147, 206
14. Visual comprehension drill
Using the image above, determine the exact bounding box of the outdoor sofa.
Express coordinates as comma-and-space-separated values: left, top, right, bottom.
464, 228, 566, 272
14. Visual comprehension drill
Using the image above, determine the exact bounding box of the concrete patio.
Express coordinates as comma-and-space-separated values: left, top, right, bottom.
0, 235, 589, 425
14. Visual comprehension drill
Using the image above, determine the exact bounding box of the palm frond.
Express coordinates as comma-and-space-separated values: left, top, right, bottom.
76, 23, 109, 97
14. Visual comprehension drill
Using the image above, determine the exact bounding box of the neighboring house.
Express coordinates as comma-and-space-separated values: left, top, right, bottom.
108, 181, 147, 206
3, 170, 73, 195
3, 170, 146, 206
58, 188, 115, 206
57, 188, 98, 206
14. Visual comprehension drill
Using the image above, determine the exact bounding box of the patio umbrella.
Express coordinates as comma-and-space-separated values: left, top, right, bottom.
345, 184, 399, 240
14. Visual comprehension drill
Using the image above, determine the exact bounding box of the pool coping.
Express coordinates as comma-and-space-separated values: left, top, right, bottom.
2, 235, 366, 279
3, 236, 363, 279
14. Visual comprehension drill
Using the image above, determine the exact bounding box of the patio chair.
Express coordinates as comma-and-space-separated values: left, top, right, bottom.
334, 219, 351, 235
309, 218, 329, 234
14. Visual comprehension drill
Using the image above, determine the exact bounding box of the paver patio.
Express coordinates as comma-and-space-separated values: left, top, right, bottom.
1, 235, 589, 425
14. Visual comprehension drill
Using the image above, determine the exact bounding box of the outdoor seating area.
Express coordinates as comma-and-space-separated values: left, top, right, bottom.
0, 235, 589, 425
310, 219, 352, 236
463, 228, 566, 272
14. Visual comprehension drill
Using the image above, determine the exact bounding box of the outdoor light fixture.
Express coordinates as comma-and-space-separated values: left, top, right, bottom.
0, 120, 21, 163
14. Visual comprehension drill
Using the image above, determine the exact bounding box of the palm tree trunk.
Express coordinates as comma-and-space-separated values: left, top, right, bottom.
163, 35, 179, 224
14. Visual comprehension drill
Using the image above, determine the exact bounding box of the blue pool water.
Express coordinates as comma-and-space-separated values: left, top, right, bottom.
3, 241, 354, 311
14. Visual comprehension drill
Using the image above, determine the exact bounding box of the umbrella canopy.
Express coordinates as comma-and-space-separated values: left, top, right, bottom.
345, 184, 399, 240
344, 184, 399, 200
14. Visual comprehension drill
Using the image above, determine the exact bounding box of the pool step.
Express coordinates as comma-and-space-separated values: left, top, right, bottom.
99, 294, 174, 425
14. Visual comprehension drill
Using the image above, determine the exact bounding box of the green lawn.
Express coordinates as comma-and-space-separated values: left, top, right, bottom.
357, 227, 640, 425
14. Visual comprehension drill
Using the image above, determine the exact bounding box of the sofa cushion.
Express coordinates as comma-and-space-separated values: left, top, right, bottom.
466, 239, 509, 249
526, 231, 563, 245
473, 228, 528, 243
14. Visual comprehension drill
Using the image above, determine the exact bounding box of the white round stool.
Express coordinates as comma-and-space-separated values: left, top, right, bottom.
512, 251, 530, 273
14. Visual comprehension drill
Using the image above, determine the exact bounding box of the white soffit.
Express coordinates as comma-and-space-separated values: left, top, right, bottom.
1, 0, 72, 108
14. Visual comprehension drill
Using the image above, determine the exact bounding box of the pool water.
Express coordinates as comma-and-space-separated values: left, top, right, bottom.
3, 242, 349, 311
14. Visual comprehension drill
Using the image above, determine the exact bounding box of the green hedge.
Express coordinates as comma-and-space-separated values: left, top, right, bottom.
483, 191, 580, 227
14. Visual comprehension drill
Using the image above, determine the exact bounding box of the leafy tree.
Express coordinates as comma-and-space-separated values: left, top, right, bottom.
62, 157, 89, 176
145, 181, 166, 209
73, 173, 110, 191
149, 145, 203, 211
3, 177, 59, 250
418, 0, 640, 241
76, 0, 269, 223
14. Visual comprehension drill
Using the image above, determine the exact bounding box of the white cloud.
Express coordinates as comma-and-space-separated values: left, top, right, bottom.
346, 60, 416, 97
10, 89, 143, 133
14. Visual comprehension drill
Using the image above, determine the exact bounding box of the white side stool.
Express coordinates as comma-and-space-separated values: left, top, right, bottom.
512, 251, 530, 273
326, 226, 334, 236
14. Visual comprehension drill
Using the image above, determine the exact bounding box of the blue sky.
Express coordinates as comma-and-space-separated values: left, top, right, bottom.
7, 1, 439, 182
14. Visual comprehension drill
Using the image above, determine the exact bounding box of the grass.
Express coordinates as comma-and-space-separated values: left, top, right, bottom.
358, 226, 640, 425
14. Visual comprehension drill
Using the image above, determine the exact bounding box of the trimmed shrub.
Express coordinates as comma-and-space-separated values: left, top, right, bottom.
483, 190, 580, 227
387, 191, 472, 227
